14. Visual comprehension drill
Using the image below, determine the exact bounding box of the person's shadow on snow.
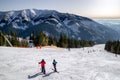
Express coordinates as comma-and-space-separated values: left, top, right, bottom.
28, 72, 43, 79
28, 71, 57, 79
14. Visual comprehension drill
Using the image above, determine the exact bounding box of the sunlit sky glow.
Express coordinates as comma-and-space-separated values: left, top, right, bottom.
0, 0, 120, 18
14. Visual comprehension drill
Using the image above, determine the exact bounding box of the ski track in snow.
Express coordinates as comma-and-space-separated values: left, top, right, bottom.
0, 44, 120, 80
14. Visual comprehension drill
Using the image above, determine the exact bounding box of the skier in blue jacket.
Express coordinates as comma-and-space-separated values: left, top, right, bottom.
52, 59, 57, 72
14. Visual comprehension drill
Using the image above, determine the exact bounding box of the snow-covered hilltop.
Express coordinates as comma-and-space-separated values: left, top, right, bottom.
0, 44, 120, 80
0, 9, 119, 43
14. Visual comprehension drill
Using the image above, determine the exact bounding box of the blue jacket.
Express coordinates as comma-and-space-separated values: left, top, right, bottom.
53, 60, 57, 65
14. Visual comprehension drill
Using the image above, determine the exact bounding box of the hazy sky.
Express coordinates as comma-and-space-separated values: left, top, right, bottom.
0, 0, 120, 18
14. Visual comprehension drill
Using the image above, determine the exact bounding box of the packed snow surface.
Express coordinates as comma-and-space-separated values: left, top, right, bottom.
0, 44, 120, 80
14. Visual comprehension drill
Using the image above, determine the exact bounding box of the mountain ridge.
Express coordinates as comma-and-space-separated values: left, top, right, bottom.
0, 9, 119, 43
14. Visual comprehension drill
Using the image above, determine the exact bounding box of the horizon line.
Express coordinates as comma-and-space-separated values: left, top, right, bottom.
0, 8, 120, 19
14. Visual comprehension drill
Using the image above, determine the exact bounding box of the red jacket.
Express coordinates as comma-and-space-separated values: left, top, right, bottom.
39, 61, 46, 67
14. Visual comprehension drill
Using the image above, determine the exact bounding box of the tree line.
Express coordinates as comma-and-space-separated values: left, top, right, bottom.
30, 31, 95, 48
105, 41, 120, 56
0, 31, 95, 48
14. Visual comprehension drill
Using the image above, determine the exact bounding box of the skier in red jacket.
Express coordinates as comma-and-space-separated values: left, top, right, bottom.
39, 59, 46, 74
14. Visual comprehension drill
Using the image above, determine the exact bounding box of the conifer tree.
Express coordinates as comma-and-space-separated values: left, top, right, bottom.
10, 31, 20, 46
0, 34, 4, 46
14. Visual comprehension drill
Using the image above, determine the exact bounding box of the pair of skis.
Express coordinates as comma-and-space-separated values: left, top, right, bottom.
51, 69, 59, 73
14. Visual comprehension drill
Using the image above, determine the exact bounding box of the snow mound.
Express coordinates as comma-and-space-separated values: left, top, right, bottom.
0, 44, 120, 80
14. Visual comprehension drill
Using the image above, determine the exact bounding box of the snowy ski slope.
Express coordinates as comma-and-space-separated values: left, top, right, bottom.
0, 44, 120, 80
